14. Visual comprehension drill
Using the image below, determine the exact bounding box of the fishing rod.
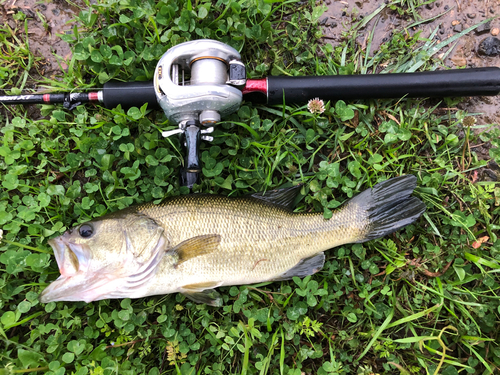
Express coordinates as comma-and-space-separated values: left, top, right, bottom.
2, 39, 500, 187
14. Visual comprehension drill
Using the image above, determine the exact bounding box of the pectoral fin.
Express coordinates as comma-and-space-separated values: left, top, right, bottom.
272, 253, 325, 281
168, 234, 221, 267
181, 281, 222, 307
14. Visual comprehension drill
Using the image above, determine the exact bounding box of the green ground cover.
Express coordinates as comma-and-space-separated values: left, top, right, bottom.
1, 0, 500, 374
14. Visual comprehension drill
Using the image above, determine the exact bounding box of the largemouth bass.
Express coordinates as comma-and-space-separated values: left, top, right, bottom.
40, 175, 425, 305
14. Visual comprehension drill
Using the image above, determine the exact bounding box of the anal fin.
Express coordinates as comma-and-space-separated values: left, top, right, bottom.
272, 253, 325, 281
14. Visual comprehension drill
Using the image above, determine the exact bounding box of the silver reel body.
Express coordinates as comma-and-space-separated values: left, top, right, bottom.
153, 39, 245, 126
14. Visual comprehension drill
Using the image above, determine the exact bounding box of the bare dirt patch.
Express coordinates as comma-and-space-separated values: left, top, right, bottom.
322, 0, 500, 126
1, 0, 82, 78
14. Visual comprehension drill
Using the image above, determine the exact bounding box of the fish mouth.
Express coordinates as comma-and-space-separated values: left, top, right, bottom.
40, 271, 122, 303
41, 237, 98, 303
49, 237, 78, 277
49, 235, 92, 275
40, 273, 91, 303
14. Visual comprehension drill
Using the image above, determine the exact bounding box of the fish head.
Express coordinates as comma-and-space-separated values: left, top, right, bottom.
41, 212, 168, 303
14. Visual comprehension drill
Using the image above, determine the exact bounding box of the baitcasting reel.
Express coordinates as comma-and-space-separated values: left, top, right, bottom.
153, 40, 247, 187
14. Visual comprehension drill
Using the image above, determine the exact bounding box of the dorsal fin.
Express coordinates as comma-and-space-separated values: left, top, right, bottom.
248, 184, 303, 210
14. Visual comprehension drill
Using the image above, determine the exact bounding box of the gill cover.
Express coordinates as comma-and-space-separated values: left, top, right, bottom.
40, 213, 168, 303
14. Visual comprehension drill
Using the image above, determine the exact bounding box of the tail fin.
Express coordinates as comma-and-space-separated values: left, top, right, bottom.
349, 175, 425, 242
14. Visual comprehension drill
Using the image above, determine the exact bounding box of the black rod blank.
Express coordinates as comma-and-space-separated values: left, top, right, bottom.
266, 67, 500, 105
0, 81, 160, 110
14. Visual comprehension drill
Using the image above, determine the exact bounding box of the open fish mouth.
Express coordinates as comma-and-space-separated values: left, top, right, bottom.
41, 237, 85, 303
41, 236, 106, 303
50, 237, 82, 277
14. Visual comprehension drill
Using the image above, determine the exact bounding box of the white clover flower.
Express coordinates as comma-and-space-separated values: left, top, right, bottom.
307, 97, 325, 114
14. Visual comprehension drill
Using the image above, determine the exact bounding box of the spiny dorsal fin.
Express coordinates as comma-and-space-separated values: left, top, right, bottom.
181, 281, 222, 306
168, 234, 221, 267
248, 184, 303, 210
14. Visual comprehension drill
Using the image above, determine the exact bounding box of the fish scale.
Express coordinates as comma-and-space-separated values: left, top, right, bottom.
40, 175, 426, 304
139, 194, 369, 293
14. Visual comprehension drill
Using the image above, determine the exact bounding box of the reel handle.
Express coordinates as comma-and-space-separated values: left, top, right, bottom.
163, 121, 214, 189
184, 122, 202, 174
179, 122, 202, 188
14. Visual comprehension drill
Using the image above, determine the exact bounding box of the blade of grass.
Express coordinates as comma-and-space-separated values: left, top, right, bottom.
279, 328, 285, 375
386, 303, 442, 329
406, 6, 454, 28
465, 252, 500, 270
357, 307, 394, 361
240, 323, 251, 375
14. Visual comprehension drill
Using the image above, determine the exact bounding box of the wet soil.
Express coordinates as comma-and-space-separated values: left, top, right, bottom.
1, 0, 82, 79
322, 0, 500, 126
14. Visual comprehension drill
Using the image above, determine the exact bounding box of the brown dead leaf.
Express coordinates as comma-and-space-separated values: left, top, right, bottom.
421, 260, 453, 278
380, 111, 400, 125
450, 56, 467, 67
472, 236, 489, 249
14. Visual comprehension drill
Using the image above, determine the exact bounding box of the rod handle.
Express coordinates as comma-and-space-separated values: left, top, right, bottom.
266, 67, 500, 104
102, 81, 160, 109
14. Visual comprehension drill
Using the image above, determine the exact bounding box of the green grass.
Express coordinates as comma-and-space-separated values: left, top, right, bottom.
1, 0, 500, 374
0, 19, 38, 93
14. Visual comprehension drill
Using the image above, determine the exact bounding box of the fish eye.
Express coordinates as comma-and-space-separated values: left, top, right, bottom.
79, 224, 94, 238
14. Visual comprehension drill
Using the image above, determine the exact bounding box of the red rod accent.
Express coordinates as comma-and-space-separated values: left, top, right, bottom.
43, 94, 50, 102
242, 78, 267, 95
89, 92, 100, 101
